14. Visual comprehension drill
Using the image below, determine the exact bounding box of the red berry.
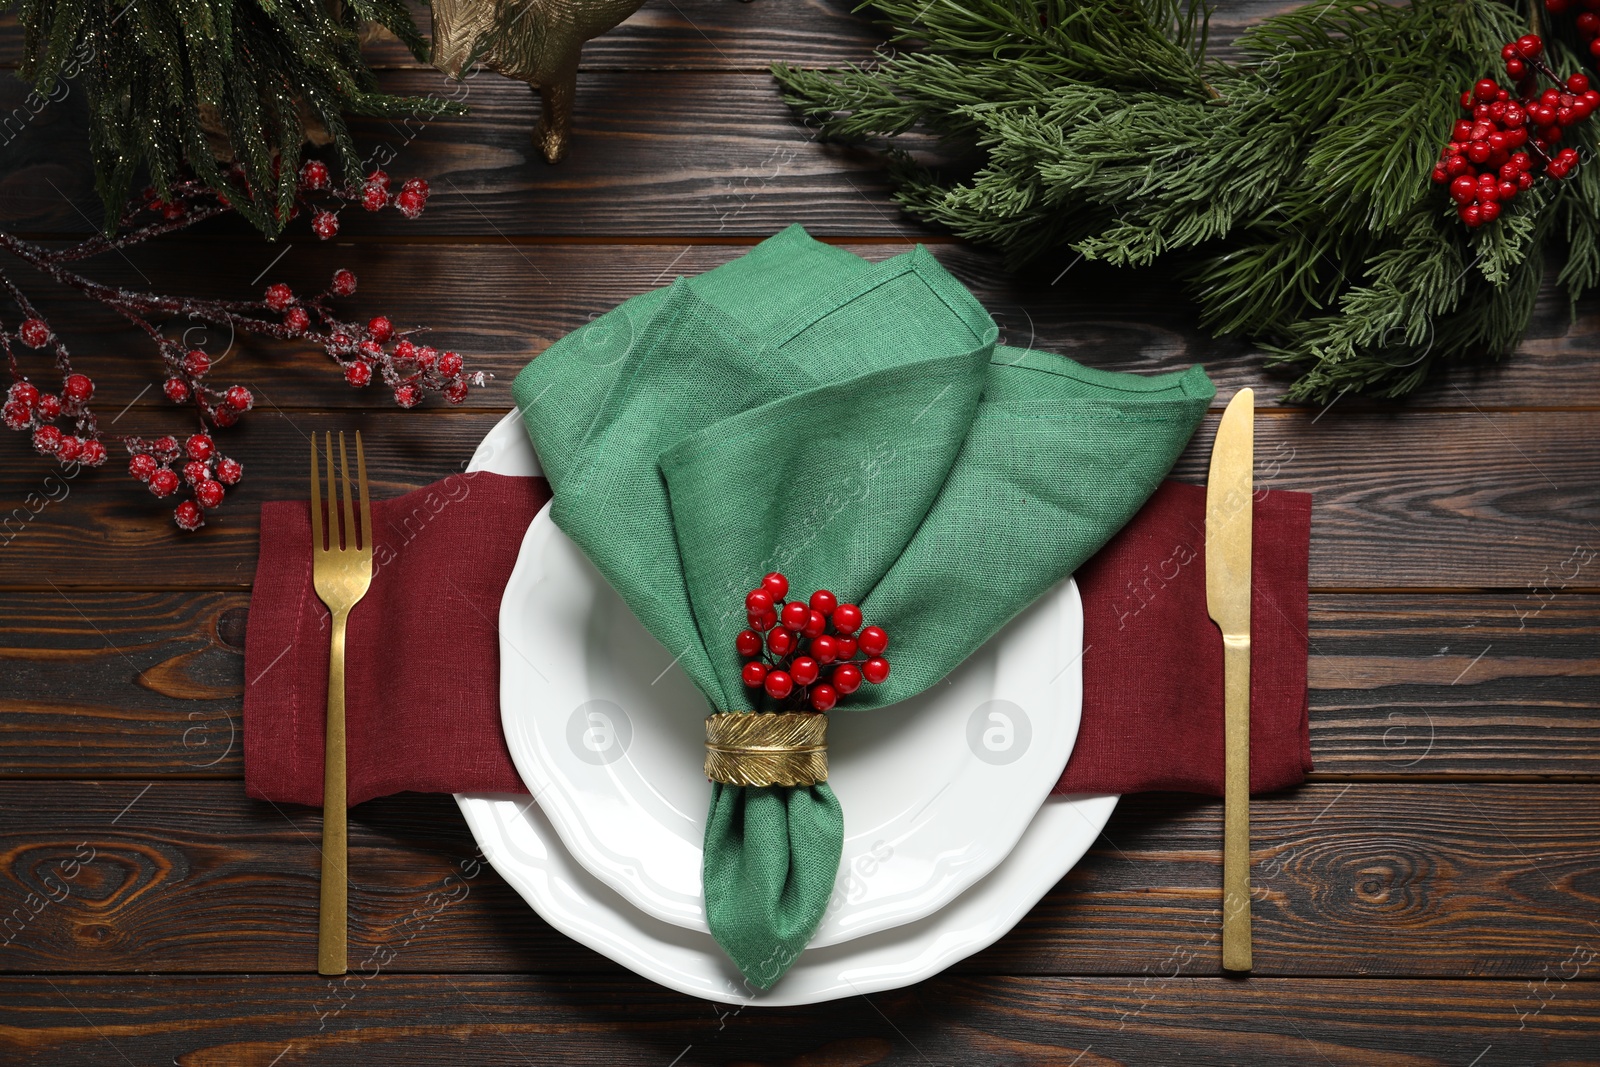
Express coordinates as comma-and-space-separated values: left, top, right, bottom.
396, 181, 429, 220
264, 283, 294, 311
858, 625, 888, 656
183, 459, 209, 485
762, 572, 789, 599
1515, 34, 1543, 59
344, 361, 372, 387
299, 160, 330, 191
832, 663, 862, 695
62, 373, 93, 402
148, 467, 179, 496
862, 657, 890, 685
415, 346, 438, 370
3, 400, 30, 429
832, 603, 862, 633
1506, 57, 1527, 78
366, 169, 390, 190
224, 385, 253, 412
1460, 90, 1474, 109
1466, 141, 1492, 163
808, 589, 837, 616
1500, 180, 1518, 200
736, 629, 763, 657
742, 661, 768, 688
394, 384, 421, 408
30, 424, 60, 454
1461, 204, 1484, 227
284, 307, 311, 335
331, 269, 357, 296
212, 405, 238, 428
811, 633, 837, 663
163, 377, 190, 403
174, 500, 204, 531
184, 350, 211, 377
361, 185, 388, 212
78, 438, 106, 467
19, 318, 50, 348
367, 316, 394, 344
402, 176, 429, 198
216, 457, 243, 485
8, 381, 39, 407
764, 670, 794, 700
803, 610, 827, 638
1431, 166, 1449, 185
152, 435, 177, 456
124, 451, 152, 483
54, 435, 82, 462
185, 434, 215, 461
834, 635, 857, 661
35, 393, 61, 420
781, 601, 810, 631
768, 628, 795, 655
1449, 175, 1477, 205
810, 684, 838, 712
444, 379, 470, 404
746, 589, 774, 614
1474, 78, 1499, 103
749, 607, 777, 632
438, 351, 463, 377
312, 211, 340, 240
790, 656, 820, 686
195, 479, 225, 509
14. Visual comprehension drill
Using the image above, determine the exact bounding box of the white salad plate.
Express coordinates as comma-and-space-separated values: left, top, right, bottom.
488, 409, 1087, 947
455, 409, 1119, 1004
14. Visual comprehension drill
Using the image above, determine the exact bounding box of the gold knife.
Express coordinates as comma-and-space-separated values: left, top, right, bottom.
1206, 388, 1254, 973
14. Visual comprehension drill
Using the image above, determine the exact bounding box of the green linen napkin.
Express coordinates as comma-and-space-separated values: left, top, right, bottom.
512, 225, 1213, 989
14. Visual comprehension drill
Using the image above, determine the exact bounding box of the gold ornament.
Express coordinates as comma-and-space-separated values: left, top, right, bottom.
430, 0, 648, 163
704, 712, 829, 788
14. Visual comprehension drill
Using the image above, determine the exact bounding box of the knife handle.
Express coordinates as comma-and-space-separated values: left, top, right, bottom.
1222, 634, 1252, 973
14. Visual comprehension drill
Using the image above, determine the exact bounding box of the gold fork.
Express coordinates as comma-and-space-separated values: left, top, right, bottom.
310, 431, 373, 976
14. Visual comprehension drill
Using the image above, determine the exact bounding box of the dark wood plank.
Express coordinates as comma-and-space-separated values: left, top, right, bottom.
1, 782, 1595, 978
4, 408, 1597, 589
1, 973, 1595, 1065
0, 71, 933, 238
5, 593, 1598, 778
3, 242, 1594, 414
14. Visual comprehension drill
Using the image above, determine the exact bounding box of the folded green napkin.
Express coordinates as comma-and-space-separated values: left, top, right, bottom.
512, 225, 1212, 988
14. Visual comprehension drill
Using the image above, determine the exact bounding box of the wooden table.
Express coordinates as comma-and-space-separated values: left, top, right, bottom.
2, 3, 1597, 1063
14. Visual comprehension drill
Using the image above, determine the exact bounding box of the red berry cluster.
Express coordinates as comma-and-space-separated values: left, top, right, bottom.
263, 272, 481, 408
1545, 0, 1600, 58
5, 372, 107, 468
125, 433, 243, 530
294, 164, 430, 241
1433, 35, 1596, 227
737, 572, 890, 713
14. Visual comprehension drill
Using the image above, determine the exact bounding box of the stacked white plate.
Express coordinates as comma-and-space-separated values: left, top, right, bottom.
456, 411, 1117, 1005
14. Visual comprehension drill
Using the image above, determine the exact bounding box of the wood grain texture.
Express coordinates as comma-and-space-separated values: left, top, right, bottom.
0, 242, 1593, 414
1, 783, 1596, 978
4, 593, 1597, 778
2, 410, 1596, 589
1, 973, 1595, 1065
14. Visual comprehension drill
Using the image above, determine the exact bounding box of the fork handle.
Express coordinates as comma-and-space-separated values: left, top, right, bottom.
318, 609, 350, 976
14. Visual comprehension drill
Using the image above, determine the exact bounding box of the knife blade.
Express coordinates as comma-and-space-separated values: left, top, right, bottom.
1206, 387, 1254, 973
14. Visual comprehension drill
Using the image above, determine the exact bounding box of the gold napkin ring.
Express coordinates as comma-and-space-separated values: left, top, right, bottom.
704, 712, 828, 787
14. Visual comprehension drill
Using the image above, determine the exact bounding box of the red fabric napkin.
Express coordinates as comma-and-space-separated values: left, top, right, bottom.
244, 474, 1311, 807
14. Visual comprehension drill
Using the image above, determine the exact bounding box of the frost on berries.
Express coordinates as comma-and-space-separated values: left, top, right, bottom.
2, 166, 474, 532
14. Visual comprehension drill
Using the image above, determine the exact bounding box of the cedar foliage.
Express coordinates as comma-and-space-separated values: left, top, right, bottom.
774, 0, 1600, 401
8, 0, 452, 236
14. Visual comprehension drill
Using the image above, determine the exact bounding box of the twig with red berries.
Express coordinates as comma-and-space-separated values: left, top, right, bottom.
1433, 34, 1598, 227
737, 572, 891, 714
1, 163, 486, 531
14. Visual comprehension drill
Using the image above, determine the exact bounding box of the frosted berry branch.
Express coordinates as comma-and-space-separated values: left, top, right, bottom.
1, 163, 487, 532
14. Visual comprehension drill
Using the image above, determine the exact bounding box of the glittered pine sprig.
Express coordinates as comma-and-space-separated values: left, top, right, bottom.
737, 571, 891, 713
1, 164, 487, 531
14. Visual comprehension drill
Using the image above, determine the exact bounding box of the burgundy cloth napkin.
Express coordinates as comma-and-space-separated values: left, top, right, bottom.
244, 474, 1311, 807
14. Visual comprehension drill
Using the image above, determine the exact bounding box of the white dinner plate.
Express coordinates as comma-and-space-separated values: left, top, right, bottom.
492, 413, 1085, 946
455, 790, 1116, 1006
457, 409, 1119, 1004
